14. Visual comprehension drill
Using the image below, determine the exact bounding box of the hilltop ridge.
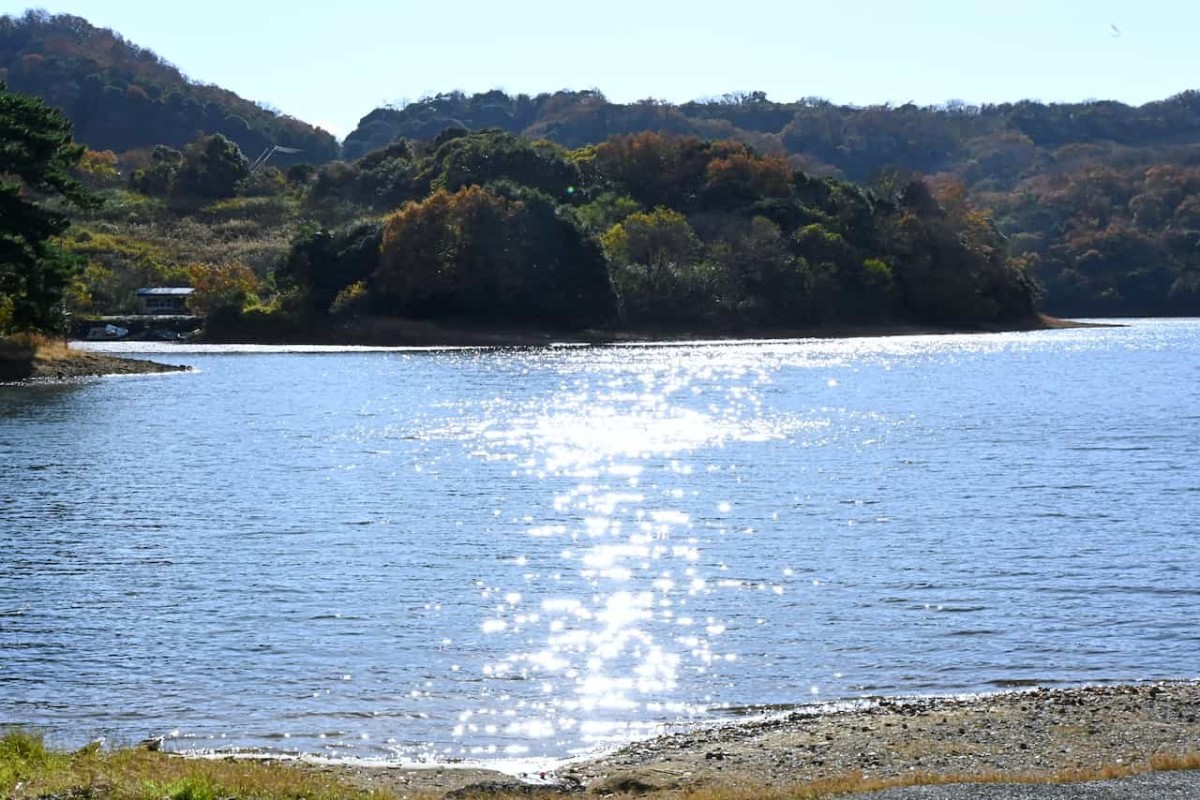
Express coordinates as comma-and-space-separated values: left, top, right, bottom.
0, 10, 338, 165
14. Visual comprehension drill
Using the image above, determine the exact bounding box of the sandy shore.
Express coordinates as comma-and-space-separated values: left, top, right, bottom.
305, 682, 1199, 797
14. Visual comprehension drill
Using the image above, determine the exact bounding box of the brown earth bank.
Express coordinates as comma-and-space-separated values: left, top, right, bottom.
0, 339, 190, 383
303, 682, 1199, 798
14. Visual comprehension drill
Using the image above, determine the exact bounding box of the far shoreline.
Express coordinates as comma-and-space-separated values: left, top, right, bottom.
197, 312, 1102, 348
130, 312, 1113, 348
3, 314, 1118, 385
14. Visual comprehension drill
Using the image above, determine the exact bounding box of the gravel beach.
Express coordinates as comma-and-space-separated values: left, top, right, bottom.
0, 348, 189, 382
561, 682, 1200, 794
313, 682, 1200, 797
840, 771, 1200, 799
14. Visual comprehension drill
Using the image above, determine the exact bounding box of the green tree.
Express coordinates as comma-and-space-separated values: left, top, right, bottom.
130, 144, 183, 195
427, 129, 580, 199
0, 80, 97, 334
280, 221, 384, 316
601, 207, 724, 324
172, 134, 248, 201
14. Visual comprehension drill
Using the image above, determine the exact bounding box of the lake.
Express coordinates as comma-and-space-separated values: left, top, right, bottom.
1, 320, 1198, 764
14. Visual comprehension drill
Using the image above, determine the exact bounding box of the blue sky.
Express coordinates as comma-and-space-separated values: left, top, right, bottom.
15, 0, 1200, 139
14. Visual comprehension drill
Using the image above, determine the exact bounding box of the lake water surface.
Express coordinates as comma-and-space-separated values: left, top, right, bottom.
2, 320, 1198, 763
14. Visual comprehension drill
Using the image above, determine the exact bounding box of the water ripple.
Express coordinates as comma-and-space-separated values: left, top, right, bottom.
2, 319, 1199, 761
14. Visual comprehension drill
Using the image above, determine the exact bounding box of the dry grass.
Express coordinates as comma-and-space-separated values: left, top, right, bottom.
1150, 751, 1200, 771
0, 730, 423, 800
4, 729, 1198, 800
0, 332, 73, 361
63, 190, 309, 316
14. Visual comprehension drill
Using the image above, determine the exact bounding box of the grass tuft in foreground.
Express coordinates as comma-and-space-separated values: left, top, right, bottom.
0, 729, 420, 800
1, 729, 67, 788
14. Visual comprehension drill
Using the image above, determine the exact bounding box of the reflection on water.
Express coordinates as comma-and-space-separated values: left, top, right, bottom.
0, 382, 89, 418
3, 321, 1200, 762
448, 355, 826, 752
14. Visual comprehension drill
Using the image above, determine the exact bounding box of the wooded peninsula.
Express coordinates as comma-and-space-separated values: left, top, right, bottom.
3, 10, 1199, 348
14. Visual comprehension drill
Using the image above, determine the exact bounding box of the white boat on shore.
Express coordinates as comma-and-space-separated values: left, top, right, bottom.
85, 323, 129, 340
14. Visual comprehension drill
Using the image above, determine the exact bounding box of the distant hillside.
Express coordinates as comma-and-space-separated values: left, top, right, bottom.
343, 89, 1200, 178
342, 89, 1200, 317
0, 10, 339, 165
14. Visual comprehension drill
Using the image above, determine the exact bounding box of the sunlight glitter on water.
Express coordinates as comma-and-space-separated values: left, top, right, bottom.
449, 350, 822, 752
14, 322, 1195, 762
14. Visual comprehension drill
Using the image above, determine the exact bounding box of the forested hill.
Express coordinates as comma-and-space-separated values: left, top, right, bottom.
3, 7, 1198, 321
0, 10, 339, 165
345, 90, 1200, 317
344, 89, 1200, 171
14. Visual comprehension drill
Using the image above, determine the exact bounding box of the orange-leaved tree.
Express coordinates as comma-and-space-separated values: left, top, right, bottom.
378, 185, 615, 327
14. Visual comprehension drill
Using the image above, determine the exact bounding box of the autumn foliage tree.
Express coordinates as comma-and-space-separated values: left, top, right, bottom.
334, 88, 1200, 316
886, 181, 1037, 325
293, 128, 1038, 335
591, 133, 743, 210
185, 262, 263, 315
377, 185, 615, 327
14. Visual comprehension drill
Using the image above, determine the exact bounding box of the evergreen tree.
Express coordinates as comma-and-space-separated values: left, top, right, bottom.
0, 80, 96, 334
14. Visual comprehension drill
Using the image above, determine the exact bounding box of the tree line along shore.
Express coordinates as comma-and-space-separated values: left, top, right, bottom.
5, 11, 1200, 364
4, 79, 1043, 352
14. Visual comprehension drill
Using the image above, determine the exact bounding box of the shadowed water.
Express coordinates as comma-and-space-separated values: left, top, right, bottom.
1, 320, 1198, 762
